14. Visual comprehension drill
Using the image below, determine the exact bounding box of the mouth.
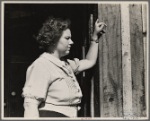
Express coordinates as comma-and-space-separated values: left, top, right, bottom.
68, 46, 71, 50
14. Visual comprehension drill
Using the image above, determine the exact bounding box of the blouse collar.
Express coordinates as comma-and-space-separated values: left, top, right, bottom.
41, 52, 65, 68
41, 52, 73, 77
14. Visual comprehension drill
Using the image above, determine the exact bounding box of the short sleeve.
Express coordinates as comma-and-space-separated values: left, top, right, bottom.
22, 61, 51, 101
67, 58, 80, 75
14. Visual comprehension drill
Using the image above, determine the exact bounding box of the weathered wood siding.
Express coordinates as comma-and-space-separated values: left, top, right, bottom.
98, 4, 123, 117
94, 3, 147, 117
121, 4, 133, 117
129, 4, 146, 117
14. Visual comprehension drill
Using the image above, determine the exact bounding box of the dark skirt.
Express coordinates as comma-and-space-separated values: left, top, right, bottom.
39, 110, 69, 117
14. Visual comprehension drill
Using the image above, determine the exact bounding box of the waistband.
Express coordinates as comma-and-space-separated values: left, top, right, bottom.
39, 103, 81, 117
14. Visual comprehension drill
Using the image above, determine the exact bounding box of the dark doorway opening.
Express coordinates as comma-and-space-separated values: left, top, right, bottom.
4, 4, 97, 117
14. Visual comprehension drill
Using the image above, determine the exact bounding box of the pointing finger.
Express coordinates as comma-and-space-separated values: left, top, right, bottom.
99, 24, 105, 29
96, 19, 100, 23
97, 22, 107, 27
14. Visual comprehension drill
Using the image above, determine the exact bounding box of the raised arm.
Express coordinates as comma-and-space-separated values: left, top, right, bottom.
68, 19, 107, 73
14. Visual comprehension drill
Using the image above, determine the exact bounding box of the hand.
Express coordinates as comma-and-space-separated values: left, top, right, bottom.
92, 19, 107, 40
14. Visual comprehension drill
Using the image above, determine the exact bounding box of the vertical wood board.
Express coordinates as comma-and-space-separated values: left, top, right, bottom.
121, 4, 133, 117
129, 4, 146, 117
98, 4, 123, 117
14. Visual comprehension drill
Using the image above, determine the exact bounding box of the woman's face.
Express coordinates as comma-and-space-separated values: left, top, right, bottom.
56, 29, 74, 57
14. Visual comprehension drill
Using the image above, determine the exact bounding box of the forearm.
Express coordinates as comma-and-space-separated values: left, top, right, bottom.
85, 34, 101, 65
85, 41, 99, 64
24, 102, 39, 118
23, 98, 40, 118
75, 20, 106, 72
76, 36, 101, 72
85, 19, 106, 63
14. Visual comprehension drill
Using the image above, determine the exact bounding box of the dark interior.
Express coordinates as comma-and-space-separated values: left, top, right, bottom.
4, 4, 90, 59
4, 4, 97, 117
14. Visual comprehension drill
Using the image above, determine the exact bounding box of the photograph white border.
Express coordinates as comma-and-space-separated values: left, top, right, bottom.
1, 1, 149, 120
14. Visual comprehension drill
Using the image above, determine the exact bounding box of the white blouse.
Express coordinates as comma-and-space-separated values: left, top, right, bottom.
22, 52, 83, 117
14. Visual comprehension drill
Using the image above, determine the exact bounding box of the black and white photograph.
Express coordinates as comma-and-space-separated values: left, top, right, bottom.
1, 1, 149, 120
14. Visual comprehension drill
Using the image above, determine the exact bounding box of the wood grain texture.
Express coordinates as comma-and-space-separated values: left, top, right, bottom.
93, 60, 100, 117
92, 5, 101, 117
90, 77, 94, 117
142, 4, 148, 117
121, 4, 133, 117
98, 4, 123, 117
89, 14, 95, 117
129, 4, 146, 117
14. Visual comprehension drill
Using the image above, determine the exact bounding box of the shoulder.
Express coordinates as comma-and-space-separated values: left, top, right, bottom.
27, 55, 51, 73
66, 58, 80, 74
26, 56, 53, 80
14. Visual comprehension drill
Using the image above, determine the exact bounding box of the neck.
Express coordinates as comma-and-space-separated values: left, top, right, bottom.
47, 51, 61, 59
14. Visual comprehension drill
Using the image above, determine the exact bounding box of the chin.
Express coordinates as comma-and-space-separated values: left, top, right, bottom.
61, 51, 70, 57
65, 51, 70, 55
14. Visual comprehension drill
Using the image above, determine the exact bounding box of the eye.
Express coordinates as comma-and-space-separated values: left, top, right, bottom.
65, 37, 71, 40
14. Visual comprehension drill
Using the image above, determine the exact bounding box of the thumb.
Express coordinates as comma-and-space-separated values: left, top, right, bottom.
67, 59, 73, 64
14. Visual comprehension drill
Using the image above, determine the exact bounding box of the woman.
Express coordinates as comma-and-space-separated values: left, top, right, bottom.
22, 16, 107, 118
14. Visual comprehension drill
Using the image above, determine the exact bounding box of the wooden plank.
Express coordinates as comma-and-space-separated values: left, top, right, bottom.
89, 14, 94, 45
89, 14, 95, 117
98, 4, 123, 117
90, 77, 94, 117
93, 61, 100, 117
142, 4, 148, 117
121, 4, 133, 117
92, 5, 101, 117
129, 4, 146, 117
82, 46, 86, 77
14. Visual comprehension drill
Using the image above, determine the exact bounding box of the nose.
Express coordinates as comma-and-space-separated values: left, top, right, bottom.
69, 39, 74, 45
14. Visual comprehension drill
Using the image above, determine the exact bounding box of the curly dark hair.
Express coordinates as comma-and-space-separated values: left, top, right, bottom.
36, 16, 71, 53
